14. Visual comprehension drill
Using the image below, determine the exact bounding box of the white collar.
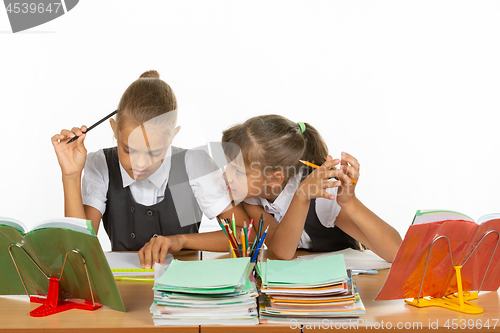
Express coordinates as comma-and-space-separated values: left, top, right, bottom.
118, 145, 172, 189
250, 172, 302, 220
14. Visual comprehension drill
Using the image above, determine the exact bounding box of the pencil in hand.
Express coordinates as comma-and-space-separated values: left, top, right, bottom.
67, 110, 117, 144
299, 159, 357, 184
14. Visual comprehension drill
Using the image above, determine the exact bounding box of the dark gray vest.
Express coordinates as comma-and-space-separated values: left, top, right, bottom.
102, 146, 202, 251
302, 199, 357, 252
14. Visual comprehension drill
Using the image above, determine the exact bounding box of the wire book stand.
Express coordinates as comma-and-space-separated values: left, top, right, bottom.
405, 230, 500, 314
8, 244, 102, 317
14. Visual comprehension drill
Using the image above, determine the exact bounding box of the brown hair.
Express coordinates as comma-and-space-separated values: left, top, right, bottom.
114, 70, 178, 135
222, 114, 329, 182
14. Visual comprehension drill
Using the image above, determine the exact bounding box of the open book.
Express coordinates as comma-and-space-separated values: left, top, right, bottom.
376, 210, 500, 300
0, 217, 125, 312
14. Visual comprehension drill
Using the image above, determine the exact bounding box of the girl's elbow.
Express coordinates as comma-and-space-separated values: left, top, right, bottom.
268, 246, 296, 260
386, 244, 401, 263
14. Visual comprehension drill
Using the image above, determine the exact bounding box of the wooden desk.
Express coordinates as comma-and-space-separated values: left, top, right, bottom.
1, 251, 500, 332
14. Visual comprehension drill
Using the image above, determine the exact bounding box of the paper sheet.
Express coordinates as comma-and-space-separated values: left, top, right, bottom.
105, 252, 173, 276
293, 248, 391, 271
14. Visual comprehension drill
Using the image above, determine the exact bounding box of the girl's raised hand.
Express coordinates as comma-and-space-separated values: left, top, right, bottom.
336, 152, 360, 207
296, 155, 342, 201
51, 126, 88, 177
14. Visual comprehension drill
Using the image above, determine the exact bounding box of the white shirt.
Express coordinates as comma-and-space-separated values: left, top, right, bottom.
243, 173, 341, 249
82, 146, 232, 220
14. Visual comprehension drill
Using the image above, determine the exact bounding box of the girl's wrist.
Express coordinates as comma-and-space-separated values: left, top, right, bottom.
175, 234, 187, 249
339, 196, 359, 211
293, 190, 311, 206
295, 182, 314, 203
62, 173, 82, 183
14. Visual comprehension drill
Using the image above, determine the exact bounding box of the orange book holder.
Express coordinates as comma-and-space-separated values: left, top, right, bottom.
405, 231, 500, 314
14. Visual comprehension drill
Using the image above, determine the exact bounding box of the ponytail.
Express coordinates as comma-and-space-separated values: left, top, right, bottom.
300, 122, 329, 175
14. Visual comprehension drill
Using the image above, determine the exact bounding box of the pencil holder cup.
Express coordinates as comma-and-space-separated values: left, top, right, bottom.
229, 242, 261, 260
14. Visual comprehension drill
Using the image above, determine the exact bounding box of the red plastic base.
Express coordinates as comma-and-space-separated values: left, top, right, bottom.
30, 296, 102, 317
29, 277, 102, 317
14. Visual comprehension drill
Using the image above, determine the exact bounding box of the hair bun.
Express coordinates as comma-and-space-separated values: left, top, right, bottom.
139, 70, 160, 79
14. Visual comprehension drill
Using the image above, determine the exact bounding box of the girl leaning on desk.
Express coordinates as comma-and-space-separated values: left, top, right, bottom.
220, 114, 402, 261
144, 114, 402, 264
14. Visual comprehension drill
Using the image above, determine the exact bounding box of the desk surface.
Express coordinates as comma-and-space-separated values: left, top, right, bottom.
1, 251, 499, 332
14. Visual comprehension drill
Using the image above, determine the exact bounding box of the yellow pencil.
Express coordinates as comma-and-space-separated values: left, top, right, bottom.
299, 160, 357, 184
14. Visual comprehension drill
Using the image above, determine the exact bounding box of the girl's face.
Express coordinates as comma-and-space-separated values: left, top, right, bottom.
223, 154, 282, 202
113, 121, 179, 181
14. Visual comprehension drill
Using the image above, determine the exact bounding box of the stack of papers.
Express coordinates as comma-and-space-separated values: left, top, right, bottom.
105, 252, 173, 281
293, 248, 391, 274
258, 254, 365, 324
150, 257, 259, 325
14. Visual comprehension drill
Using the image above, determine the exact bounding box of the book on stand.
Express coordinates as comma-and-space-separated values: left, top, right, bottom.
376, 210, 500, 314
0, 216, 125, 316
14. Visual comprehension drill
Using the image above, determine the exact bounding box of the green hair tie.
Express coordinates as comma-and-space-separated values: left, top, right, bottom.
297, 122, 306, 133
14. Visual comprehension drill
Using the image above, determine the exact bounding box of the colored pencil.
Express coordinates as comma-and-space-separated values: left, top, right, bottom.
243, 220, 248, 252
231, 213, 236, 236
218, 217, 237, 258
240, 228, 246, 257
251, 226, 269, 263
251, 214, 263, 254
224, 225, 239, 257
247, 219, 254, 239
216, 217, 229, 238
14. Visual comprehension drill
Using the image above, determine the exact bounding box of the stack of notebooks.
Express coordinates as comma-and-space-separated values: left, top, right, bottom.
150, 257, 259, 325
258, 254, 365, 324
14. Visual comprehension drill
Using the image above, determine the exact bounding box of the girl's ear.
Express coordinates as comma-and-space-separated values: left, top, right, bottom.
110, 118, 117, 140
168, 126, 181, 145
173, 126, 181, 137
269, 170, 285, 187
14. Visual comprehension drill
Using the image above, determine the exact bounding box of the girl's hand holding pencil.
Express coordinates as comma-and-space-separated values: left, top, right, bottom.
51, 111, 117, 177
296, 156, 342, 201
51, 125, 88, 177
336, 152, 360, 208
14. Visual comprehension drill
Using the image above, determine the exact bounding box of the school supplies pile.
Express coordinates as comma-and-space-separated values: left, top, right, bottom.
150, 257, 259, 325
0, 216, 125, 316
258, 254, 365, 324
217, 213, 268, 262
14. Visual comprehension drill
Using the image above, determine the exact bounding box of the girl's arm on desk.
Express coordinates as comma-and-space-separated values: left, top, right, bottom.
138, 203, 249, 269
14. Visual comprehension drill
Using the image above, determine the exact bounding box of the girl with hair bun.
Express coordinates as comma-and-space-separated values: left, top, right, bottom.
222, 114, 402, 261
52, 70, 246, 267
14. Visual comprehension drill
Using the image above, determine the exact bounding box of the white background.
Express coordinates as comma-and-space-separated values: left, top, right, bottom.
1, 1, 499, 251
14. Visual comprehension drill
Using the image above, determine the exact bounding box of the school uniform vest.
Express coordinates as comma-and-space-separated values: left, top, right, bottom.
102, 146, 202, 251
302, 199, 357, 252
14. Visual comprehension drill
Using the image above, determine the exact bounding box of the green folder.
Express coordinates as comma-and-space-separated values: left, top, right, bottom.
0, 217, 125, 312
156, 257, 251, 291
265, 254, 348, 286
